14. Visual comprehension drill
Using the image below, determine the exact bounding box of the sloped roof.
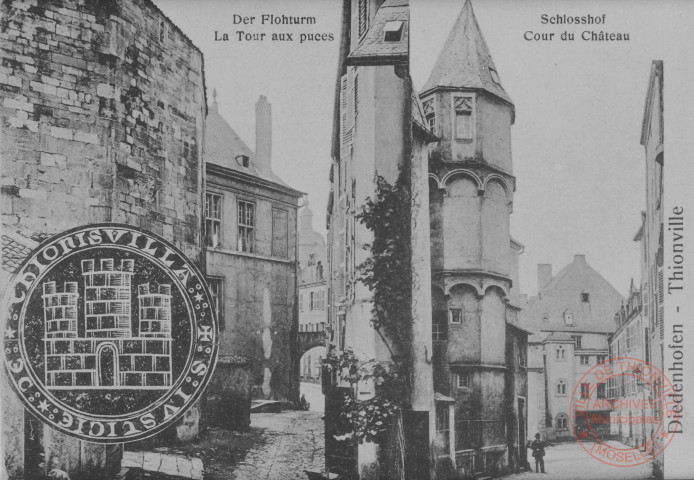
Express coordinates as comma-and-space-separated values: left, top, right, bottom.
520, 255, 624, 335
205, 99, 290, 187
544, 332, 574, 343
421, 0, 512, 106
346, 0, 409, 66
434, 392, 456, 403
1, 230, 38, 273
641, 60, 663, 146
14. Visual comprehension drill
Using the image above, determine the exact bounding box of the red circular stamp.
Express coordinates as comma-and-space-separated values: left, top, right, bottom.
569, 356, 678, 467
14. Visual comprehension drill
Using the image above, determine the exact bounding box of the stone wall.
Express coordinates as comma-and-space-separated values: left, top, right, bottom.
1, 0, 206, 262
205, 356, 253, 431
0, 0, 206, 477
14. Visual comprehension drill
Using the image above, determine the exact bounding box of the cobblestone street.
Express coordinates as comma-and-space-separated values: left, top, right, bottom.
231, 410, 325, 480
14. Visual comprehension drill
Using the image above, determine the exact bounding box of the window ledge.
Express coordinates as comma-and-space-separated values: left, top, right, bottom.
206, 246, 294, 264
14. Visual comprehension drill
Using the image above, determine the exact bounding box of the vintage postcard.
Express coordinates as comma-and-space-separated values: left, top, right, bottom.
1, 0, 693, 479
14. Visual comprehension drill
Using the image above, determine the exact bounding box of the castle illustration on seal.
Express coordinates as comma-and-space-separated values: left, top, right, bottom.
43, 257, 173, 389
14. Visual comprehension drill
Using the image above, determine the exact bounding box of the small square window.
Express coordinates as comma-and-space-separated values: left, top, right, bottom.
580, 355, 590, 365
564, 311, 574, 325
581, 382, 590, 399
383, 21, 404, 42
432, 316, 447, 341
236, 155, 250, 168
449, 308, 462, 324
456, 371, 471, 388
597, 383, 606, 399
581, 292, 590, 302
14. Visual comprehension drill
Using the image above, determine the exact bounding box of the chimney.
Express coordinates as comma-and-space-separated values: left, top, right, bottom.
538, 264, 552, 292
255, 95, 272, 175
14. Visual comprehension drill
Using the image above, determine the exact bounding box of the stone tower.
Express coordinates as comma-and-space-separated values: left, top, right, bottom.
422, 0, 527, 471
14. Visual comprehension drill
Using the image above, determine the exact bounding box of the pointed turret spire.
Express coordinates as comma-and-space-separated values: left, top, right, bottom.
421, 0, 512, 105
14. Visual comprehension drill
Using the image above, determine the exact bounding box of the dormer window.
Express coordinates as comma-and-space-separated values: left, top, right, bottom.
454, 96, 474, 141
489, 67, 501, 85
383, 21, 404, 42
564, 311, 574, 326
236, 155, 250, 168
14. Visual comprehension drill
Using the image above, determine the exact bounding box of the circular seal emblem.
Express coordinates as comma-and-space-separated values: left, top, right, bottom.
570, 356, 676, 467
2, 224, 218, 443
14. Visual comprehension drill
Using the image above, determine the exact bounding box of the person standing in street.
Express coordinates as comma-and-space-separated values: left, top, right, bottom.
528, 432, 546, 474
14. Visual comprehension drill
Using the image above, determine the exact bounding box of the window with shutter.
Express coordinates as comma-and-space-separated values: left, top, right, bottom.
658, 269, 664, 339
340, 73, 355, 150
271, 208, 288, 259
358, 0, 368, 38
354, 74, 359, 118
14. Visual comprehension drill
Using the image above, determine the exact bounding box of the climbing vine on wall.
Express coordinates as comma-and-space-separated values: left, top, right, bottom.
356, 170, 412, 356
326, 169, 413, 446
327, 349, 406, 445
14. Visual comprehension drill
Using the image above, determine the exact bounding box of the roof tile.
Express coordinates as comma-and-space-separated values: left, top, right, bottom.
421, 0, 512, 105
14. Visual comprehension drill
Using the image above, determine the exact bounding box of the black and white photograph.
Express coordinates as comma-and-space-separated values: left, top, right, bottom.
1, 1, 694, 479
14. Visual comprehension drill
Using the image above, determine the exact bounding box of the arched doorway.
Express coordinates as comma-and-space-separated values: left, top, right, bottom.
300, 345, 325, 412
96, 343, 119, 387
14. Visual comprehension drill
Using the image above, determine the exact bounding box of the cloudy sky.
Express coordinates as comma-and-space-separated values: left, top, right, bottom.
160, 0, 693, 298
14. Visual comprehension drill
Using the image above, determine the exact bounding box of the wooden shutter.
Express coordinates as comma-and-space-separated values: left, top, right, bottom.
271, 208, 288, 259
340, 73, 354, 150
658, 268, 664, 339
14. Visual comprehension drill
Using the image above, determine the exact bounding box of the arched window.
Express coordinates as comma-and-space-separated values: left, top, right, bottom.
556, 346, 565, 360
556, 379, 567, 396
556, 413, 569, 430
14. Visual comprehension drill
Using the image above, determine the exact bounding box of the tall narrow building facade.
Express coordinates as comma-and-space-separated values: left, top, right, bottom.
325, 0, 527, 478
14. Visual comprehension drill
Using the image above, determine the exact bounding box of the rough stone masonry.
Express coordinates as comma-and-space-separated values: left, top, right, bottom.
0, 0, 207, 478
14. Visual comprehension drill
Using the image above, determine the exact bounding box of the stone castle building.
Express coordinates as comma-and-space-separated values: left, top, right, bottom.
325, 0, 527, 477
203, 91, 302, 424
0, 0, 206, 477
43, 258, 173, 389
521, 255, 623, 441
